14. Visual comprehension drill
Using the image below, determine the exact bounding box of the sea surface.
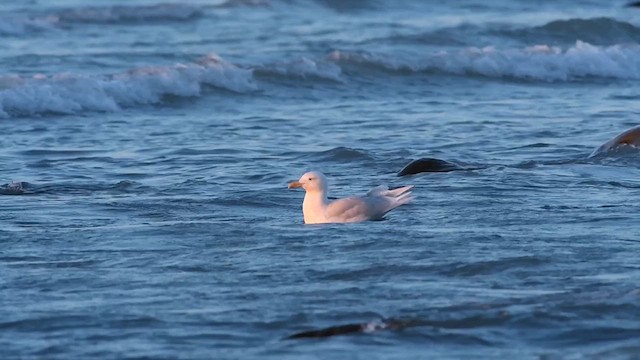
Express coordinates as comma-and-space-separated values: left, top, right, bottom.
2, 0, 640, 359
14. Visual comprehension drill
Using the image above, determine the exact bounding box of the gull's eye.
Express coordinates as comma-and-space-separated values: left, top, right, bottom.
308, 177, 313, 181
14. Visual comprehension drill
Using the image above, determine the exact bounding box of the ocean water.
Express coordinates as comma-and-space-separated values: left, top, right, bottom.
2, 0, 640, 358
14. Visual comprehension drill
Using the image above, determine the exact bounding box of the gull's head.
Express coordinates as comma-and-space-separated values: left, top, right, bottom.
288, 171, 328, 193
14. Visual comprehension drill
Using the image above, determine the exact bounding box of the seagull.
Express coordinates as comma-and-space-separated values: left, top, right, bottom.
287, 171, 413, 224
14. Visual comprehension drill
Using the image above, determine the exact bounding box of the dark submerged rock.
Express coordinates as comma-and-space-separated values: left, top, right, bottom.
397, 158, 464, 176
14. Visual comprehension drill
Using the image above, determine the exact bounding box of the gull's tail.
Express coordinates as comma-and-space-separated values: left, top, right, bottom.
386, 185, 413, 210
367, 185, 413, 212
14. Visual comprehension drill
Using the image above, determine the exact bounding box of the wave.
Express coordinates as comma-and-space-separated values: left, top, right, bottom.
216, 0, 270, 8
254, 57, 344, 82
0, 3, 201, 35
0, 180, 148, 196
286, 314, 505, 341
442, 256, 545, 277
287, 319, 403, 339
0, 54, 256, 118
365, 17, 640, 51
305, 147, 375, 162
4, 40, 639, 118
0, 16, 58, 36
329, 41, 640, 81
54, 3, 202, 24
312, 0, 379, 12
285, 284, 640, 347
530, 17, 640, 44
504, 17, 640, 45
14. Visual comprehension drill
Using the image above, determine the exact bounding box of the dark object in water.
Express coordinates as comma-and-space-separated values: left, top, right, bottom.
625, 1, 640, 7
0, 181, 26, 195
285, 318, 420, 339
286, 323, 365, 339
397, 158, 463, 176
589, 125, 640, 158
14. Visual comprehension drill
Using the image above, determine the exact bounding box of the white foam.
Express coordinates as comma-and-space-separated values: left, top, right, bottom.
362, 320, 388, 333
0, 54, 256, 118
329, 41, 640, 81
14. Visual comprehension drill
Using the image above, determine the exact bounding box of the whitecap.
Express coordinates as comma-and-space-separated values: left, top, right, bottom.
329, 41, 640, 82
0, 54, 256, 118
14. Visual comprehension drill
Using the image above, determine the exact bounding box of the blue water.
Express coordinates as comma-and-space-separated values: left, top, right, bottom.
2, 0, 640, 358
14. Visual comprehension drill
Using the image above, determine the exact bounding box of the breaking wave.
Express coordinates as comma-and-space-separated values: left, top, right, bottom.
504, 17, 640, 45
329, 41, 640, 81
254, 57, 344, 82
0, 54, 256, 118
0, 3, 201, 35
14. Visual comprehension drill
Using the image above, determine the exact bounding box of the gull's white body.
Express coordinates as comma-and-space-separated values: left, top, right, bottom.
288, 171, 413, 224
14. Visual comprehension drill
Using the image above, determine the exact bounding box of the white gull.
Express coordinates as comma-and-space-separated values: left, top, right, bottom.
288, 171, 413, 224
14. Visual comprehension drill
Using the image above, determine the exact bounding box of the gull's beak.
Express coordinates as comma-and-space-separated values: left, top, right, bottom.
288, 181, 303, 189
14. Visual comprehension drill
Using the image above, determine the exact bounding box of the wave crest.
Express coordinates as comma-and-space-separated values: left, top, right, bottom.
55, 3, 202, 24
329, 41, 640, 81
255, 57, 344, 82
0, 54, 256, 118
0, 3, 201, 35
531, 17, 640, 44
